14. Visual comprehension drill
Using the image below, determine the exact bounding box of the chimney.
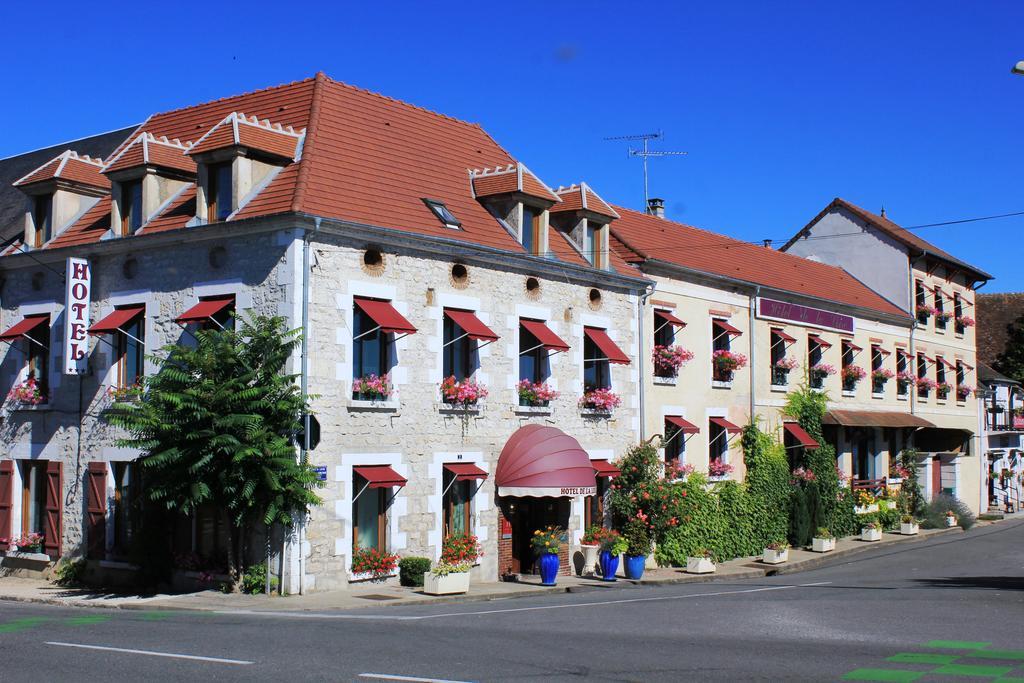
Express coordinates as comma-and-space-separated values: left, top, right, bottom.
647, 197, 665, 218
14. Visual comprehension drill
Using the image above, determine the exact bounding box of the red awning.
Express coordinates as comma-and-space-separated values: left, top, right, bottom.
176, 296, 234, 324
0, 314, 48, 342
495, 424, 597, 497
710, 417, 742, 434
773, 328, 796, 343
583, 327, 630, 364
714, 319, 742, 336
843, 340, 863, 352
520, 319, 569, 351
655, 310, 686, 327
354, 297, 417, 335
443, 463, 488, 481
874, 346, 892, 356
591, 459, 621, 478
808, 334, 832, 349
938, 357, 956, 369
665, 415, 700, 434
445, 309, 499, 341
353, 465, 407, 488
784, 422, 821, 449
88, 305, 145, 336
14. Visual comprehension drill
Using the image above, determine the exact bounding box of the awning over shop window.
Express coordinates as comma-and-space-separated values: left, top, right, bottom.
445, 309, 498, 341
495, 424, 597, 497
938, 357, 957, 369
773, 328, 796, 343
520, 319, 569, 351
354, 297, 417, 335
0, 313, 48, 342
843, 340, 863, 352
583, 327, 630, 364
665, 415, 700, 434
710, 417, 742, 434
591, 459, 621, 478
88, 305, 145, 336
822, 409, 935, 429
655, 310, 686, 327
914, 428, 972, 454
874, 346, 892, 356
443, 463, 488, 481
808, 334, 832, 349
714, 319, 742, 336
784, 422, 821, 449
175, 295, 234, 324
353, 465, 407, 488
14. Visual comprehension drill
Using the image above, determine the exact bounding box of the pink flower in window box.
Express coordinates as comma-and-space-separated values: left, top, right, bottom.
652, 345, 694, 376
809, 363, 837, 378
841, 365, 867, 384
516, 379, 559, 406
440, 376, 488, 406
579, 388, 622, 412
353, 374, 393, 400
712, 350, 748, 372
956, 316, 975, 327
6, 377, 45, 406
708, 461, 734, 478
916, 377, 938, 392
916, 304, 937, 318
956, 384, 973, 400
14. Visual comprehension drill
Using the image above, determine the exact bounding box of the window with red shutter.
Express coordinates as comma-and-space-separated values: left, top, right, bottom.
86, 462, 106, 560
44, 461, 62, 558
0, 462, 13, 551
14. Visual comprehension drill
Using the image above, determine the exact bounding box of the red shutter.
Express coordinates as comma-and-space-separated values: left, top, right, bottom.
44, 461, 62, 558
86, 462, 107, 559
0, 461, 13, 551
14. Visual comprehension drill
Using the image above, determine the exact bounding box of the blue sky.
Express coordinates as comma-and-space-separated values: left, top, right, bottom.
3, 1, 1022, 289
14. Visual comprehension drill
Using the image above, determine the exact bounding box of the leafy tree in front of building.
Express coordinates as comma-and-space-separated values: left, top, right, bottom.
105, 314, 322, 588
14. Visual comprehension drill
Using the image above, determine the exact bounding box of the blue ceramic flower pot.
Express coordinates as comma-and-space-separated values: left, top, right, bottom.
539, 552, 559, 586
599, 550, 619, 581
624, 554, 646, 580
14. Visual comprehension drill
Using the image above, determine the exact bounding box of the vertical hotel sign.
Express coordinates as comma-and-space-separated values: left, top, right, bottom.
64, 257, 91, 375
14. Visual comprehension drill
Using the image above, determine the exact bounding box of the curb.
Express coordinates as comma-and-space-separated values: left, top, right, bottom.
0, 523, 975, 614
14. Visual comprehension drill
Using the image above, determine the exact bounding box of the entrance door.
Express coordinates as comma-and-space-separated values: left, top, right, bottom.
932, 456, 942, 498
855, 432, 872, 481
507, 497, 569, 575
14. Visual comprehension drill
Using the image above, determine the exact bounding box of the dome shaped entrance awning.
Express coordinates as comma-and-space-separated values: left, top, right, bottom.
495, 425, 597, 497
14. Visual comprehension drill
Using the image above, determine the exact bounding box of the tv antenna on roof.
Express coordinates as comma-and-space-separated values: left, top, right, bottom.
604, 131, 687, 211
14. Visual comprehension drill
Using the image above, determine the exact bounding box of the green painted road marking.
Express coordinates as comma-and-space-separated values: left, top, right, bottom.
973, 650, 1024, 661
932, 663, 1013, 677
925, 640, 992, 650
842, 669, 924, 682
887, 653, 960, 665
65, 615, 111, 627
0, 617, 48, 633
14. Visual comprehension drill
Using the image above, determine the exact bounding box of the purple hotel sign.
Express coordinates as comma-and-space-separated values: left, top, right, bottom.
757, 297, 855, 334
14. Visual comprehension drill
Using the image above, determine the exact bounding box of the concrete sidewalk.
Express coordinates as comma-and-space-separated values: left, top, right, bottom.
0, 524, 969, 613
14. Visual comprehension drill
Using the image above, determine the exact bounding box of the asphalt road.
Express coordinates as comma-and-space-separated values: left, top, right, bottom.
1, 519, 1022, 682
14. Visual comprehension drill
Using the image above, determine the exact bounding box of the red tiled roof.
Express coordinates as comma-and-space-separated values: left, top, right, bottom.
609, 206, 908, 318
141, 185, 196, 234
187, 112, 303, 159
469, 163, 561, 203
103, 133, 195, 175
47, 196, 112, 249
14, 151, 109, 190
552, 183, 619, 219
786, 198, 992, 282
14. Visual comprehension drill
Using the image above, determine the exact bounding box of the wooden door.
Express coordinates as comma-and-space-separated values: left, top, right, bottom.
932, 456, 942, 497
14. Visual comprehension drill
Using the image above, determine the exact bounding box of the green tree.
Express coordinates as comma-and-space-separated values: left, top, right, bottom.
105, 314, 322, 583
994, 315, 1024, 384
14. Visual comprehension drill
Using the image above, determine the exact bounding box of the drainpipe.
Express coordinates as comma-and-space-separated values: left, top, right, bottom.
637, 284, 654, 442
297, 217, 320, 595
749, 287, 759, 420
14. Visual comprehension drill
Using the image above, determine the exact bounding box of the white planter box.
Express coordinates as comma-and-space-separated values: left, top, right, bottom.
347, 398, 400, 412
652, 376, 677, 386
423, 570, 471, 595
2, 550, 50, 561
945, 516, 957, 527
854, 503, 880, 515
580, 544, 599, 576
861, 527, 882, 542
762, 548, 789, 564
686, 557, 716, 574
900, 523, 919, 536
579, 408, 613, 418
514, 405, 553, 416
811, 537, 835, 553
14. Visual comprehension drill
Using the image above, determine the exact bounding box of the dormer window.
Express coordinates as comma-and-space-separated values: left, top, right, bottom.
206, 162, 233, 222
31, 195, 52, 248
550, 183, 618, 269
583, 220, 608, 268
119, 179, 143, 236
423, 199, 460, 229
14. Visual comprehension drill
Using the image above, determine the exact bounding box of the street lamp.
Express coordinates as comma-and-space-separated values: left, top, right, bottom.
1014, 60, 1024, 75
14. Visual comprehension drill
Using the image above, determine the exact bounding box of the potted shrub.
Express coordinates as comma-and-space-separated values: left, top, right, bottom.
686, 548, 717, 574
854, 490, 878, 514
809, 363, 836, 389
352, 373, 393, 401
842, 365, 867, 391
622, 517, 651, 580
398, 556, 431, 587
598, 530, 627, 582
424, 561, 471, 595
6, 378, 46, 407
531, 526, 563, 586
712, 350, 747, 382
900, 515, 919, 535
439, 376, 488, 407
871, 368, 894, 393
762, 541, 790, 565
772, 357, 799, 386
351, 546, 399, 582
652, 345, 694, 378
579, 526, 605, 576
516, 379, 559, 407
578, 388, 621, 413
861, 521, 882, 542
811, 527, 835, 553
944, 510, 958, 527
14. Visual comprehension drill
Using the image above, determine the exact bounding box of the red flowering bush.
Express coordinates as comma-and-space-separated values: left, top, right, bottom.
440, 533, 482, 565
351, 546, 399, 580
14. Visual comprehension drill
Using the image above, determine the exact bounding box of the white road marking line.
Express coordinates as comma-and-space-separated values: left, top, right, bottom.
45, 641, 254, 665
359, 674, 472, 683
222, 582, 831, 621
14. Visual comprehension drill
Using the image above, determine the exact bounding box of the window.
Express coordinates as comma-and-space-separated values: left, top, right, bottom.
26, 319, 49, 399
120, 179, 144, 235
583, 331, 610, 391
664, 418, 686, 466
19, 460, 47, 537
206, 162, 233, 222
808, 336, 824, 389
654, 312, 676, 349
519, 321, 549, 385
111, 462, 139, 556
584, 477, 609, 530
954, 293, 964, 334
443, 469, 472, 538
956, 361, 966, 389
423, 199, 461, 229
917, 355, 929, 398
712, 320, 732, 353
581, 221, 605, 267
443, 314, 473, 381
32, 195, 52, 247
352, 472, 387, 552
521, 205, 539, 254
353, 303, 390, 396
770, 329, 787, 386
915, 280, 928, 324
116, 311, 145, 389
871, 345, 884, 394
841, 341, 856, 391
201, 297, 235, 332
897, 350, 909, 396
934, 291, 946, 331
936, 356, 948, 399
708, 420, 728, 466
